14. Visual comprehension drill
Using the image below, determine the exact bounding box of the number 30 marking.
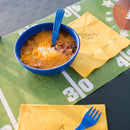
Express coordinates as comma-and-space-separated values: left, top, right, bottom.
63, 78, 94, 102
63, 87, 79, 102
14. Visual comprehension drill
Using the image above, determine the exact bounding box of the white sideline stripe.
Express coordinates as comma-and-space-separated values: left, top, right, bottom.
62, 71, 86, 98
67, 7, 80, 18
0, 89, 17, 130
120, 51, 130, 62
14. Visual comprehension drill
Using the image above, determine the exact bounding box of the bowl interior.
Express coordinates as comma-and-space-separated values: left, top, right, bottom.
15, 22, 80, 72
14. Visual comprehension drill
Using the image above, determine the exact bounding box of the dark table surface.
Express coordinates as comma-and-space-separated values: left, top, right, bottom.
0, 0, 130, 130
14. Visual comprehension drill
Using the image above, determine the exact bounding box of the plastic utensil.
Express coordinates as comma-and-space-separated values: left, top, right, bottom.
75, 106, 102, 130
52, 8, 65, 46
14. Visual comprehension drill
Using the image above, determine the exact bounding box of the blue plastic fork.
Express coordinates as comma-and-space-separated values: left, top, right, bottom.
52, 8, 65, 46
75, 106, 102, 130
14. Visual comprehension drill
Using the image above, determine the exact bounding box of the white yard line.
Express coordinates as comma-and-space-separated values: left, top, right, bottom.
0, 89, 17, 130
62, 71, 86, 98
62, 6, 85, 98
67, 6, 80, 18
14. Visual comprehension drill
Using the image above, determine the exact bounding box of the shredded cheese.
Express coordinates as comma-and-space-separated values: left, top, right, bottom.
20, 30, 75, 69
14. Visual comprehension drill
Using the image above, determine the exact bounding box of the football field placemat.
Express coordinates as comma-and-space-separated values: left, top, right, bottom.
0, 0, 130, 129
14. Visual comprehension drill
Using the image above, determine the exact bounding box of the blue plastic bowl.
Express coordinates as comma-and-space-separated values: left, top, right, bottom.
15, 22, 80, 75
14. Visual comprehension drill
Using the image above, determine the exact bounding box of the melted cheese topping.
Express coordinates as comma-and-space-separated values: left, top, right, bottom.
20, 30, 76, 69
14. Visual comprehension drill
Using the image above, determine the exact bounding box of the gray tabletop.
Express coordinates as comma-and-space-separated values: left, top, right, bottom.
0, 0, 130, 130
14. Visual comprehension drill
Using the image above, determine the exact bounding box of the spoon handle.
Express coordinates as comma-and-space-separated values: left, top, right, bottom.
52, 8, 65, 46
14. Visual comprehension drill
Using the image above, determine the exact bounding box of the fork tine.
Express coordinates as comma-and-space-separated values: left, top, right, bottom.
86, 106, 93, 115
89, 108, 96, 117
94, 112, 102, 122
75, 107, 102, 130
92, 110, 99, 119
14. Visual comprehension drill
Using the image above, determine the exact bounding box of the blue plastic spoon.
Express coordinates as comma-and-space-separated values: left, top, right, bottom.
52, 8, 65, 46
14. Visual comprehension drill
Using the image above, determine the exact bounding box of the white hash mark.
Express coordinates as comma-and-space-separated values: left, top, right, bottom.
105, 16, 114, 22
106, 11, 112, 15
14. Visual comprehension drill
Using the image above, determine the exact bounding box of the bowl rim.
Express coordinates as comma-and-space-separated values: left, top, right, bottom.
15, 22, 80, 72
